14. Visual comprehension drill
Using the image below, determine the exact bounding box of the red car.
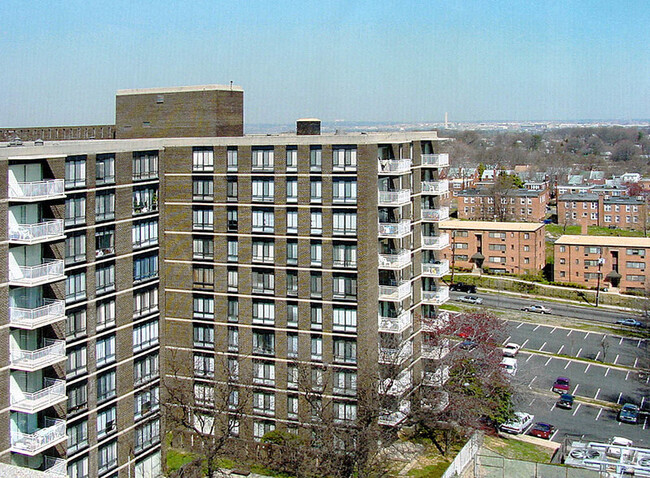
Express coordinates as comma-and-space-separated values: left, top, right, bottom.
530, 422, 555, 440
552, 377, 570, 394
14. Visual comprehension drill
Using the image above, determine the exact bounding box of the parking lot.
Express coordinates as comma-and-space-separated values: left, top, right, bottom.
504, 321, 649, 446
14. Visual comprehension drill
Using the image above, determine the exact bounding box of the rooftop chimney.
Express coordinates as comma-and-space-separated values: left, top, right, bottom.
297, 118, 321, 135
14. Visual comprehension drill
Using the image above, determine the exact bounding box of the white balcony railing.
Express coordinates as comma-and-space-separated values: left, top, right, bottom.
44, 456, 67, 476
421, 179, 450, 195
379, 372, 412, 396
422, 233, 450, 250
421, 391, 450, 413
422, 206, 450, 222
10, 339, 66, 372
378, 220, 411, 238
422, 367, 450, 387
9, 259, 65, 286
422, 341, 450, 360
9, 299, 66, 330
8, 220, 64, 244
9, 179, 65, 201
421, 153, 449, 167
420, 312, 450, 333
421, 286, 450, 305
378, 158, 411, 174
422, 260, 450, 278
378, 311, 412, 333
378, 250, 411, 270
378, 282, 411, 302
10, 378, 66, 414
378, 342, 413, 365
10, 417, 66, 456
378, 401, 411, 427
378, 189, 411, 206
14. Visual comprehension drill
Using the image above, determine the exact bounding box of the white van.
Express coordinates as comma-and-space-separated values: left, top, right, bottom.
500, 357, 518, 376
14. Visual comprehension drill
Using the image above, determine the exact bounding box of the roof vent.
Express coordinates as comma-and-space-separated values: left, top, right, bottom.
297, 118, 321, 135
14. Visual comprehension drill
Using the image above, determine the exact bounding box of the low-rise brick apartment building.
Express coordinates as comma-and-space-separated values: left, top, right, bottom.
554, 235, 650, 293
439, 220, 545, 274
557, 193, 648, 231
0, 85, 452, 477
456, 187, 548, 222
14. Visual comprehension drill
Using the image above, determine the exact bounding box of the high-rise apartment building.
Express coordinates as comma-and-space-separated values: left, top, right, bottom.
0, 85, 449, 477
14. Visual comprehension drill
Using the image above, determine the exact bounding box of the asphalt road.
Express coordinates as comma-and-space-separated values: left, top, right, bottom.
451, 291, 641, 324
503, 320, 649, 446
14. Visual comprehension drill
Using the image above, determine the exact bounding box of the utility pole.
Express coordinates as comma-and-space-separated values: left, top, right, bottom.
595, 256, 604, 307
450, 231, 456, 285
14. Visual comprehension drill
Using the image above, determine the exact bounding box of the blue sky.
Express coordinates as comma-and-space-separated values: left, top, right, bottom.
1, 1, 648, 126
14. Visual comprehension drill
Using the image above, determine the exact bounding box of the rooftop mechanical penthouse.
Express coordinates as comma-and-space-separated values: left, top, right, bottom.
0, 85, 451, 477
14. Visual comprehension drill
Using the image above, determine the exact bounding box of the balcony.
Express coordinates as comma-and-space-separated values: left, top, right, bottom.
9, 259, 65, 287
43, 456, 67, 476
9, 299, 66, 330
378, 189, 411, 206
378, 341, 413, 365
421, 153, 449, 167
421, 391, 450, 413
378, 281, 411, 302
378, 401, 410, 427
422, 260, 450, 278
378, 311, 412, 333
378, 250, 411, 270
8, 220, 64, 244
422, 233, 450, 250
422, 367, 450, 387
378, 158, 411, 175
10, 339, 66, 372
421, 341, 450, 360
422, 206, 450, 222
379, 372, 412, 396
378, 220, 411, 238
10, 417, 66, 456
10, 378, 67, 414
420, 312, 450, 333
9, 179, 65, 202
421, 286, 450, 305
421, 179, 449, 195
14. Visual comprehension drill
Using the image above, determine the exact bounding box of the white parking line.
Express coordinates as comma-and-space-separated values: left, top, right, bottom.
594, 388, 600, 400
550, 402, 556, 411
596, 408, 603, 421
558, 345, 565, 355
595, 351, 601, 361
625, 371, 630, 381
617, 392, 623, 404
526, 354, 534, 363
567, 330, 572, 337
544, 357, 552, 366
550, 430, 559, 441
550, 327, 556, 334
585, 332, 590, 340
528, 377, 537, 389
517, 322, 524, 329
604, 368, 610, 377
641, 397, 645, 409
634, 358, 639, 368
638, 340, 642, 348
573, 384, 580, 395
564, 361, 571, 370
572, 403, 581, 416
522, 339, 529, 348
529, 398, 536, 407
533, 324, 540, 331
540, 342, 547, 352
585, 364, 591, 374
614, 354, 619, 365
619, 337, 624, 345
503, 336, 511, 345
576, 347, 583, 357
644, 417, 648, 430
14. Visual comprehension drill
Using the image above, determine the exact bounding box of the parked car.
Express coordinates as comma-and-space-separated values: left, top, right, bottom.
556, 394, 575, 410
618, 403, 640, 424
459, 295, 483, 305
529, 422, 556, 440
615, 318, 644, 327
606, 437, 634, 459
500, 357, 518, 376
521, 304, 551, 314
552, 377, 570, 394
450, 282, 477, 293
499, 412, 534, 434
459, 340, 478, 351
502, 343, 521, 357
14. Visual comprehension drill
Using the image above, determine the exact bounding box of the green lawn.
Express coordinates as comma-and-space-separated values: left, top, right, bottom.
483, 435, 555, 463
546, 224, 645, 238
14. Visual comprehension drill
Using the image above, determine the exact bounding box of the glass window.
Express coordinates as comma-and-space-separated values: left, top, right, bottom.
252, 147, 274, 171
286, 146, 297, 171
97, 369, 117, 401
228, 268, 238, 291
193, 147, 214, 172
252, 271, 275, 294
96, 191, 115, 221
311, 210, 322, 234
333, 308, 357, 332
97, 406, 117, 438
193, 266, 214, 289
228, 298, 239, 322
227, 147, 238, 171
135, 419, 160, 452
98, 440, 118, 474
287, 333, 298, 358
65, 232, 86, 264
133, 253, 158, 282
134, 386, 160, 418
311, 306, 322, 330
332, 180, 357, 204
310, 146, 322, 172
286, 179, 298, 203
133, 319, 159, 352
333, 146, 357, 171
95, 263, 115, 294
310, 273, 322, 297
252, 300, 275, 324
134, 353, 159, 386
96, 300, 116, 330
228, 326, 239, 352
227, 207, 238, 232
253, 240, 275, 263
133, 151, 159, 180
66, 308, 87, 339
333, 211, 357, 235
252, 179, 275, 202
96, 153, 115, 185
134, 287, 158, 317
311, 242, 322, 265
252, 209, 275, 233
310, 180, 322, 203
67, 345, 87, 378
193, 295, 214, 319
96, 226, 115, 258
287, 241, 298, 265
65, 155, 86, 189
65, 195, 86, 227
193, 325, 214, 349
193, 236, 213, 259
67, 420, 88, 455
133, 186, 158, 215
133, 219, 158, 249
96, 335, 116, 367
67, 381, 88, 414
287, 209, 298, 234
286, 270, 298, 296
227, 177, 238, 201
252, 331, 275, 355
66, 271, 86, 303
194, 353, 215, 378
193, 207, 214, 231
287, 302, 298, 328
193, 178, 214, 201
228, 239, 238, 261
